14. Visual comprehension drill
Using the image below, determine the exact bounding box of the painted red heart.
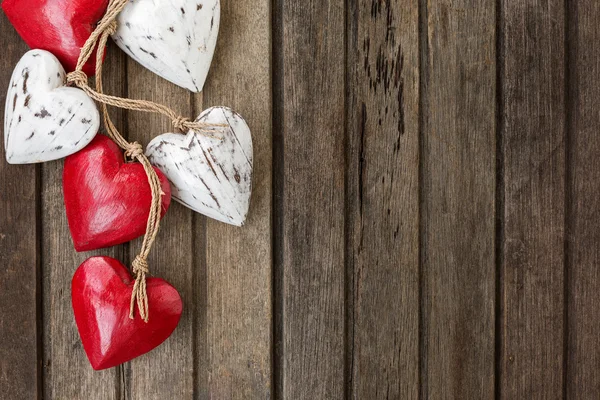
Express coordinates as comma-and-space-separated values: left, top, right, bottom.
72, 256, 183, 370
2, 0, 109, 75
64, 134, 171, 252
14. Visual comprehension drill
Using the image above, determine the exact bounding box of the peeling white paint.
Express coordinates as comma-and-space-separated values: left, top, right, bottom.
146, 106, 252, 226
112, 0, 220, 92
4, 50, 99, 164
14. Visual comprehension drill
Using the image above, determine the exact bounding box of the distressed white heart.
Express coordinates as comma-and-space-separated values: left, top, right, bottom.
4, 50, 99, 164
146, 106, 252, 226
112, 0, 220, 92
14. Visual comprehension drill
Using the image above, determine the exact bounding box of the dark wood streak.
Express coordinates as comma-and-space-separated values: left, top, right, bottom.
346, 1, 419, 398
34, 108, 51, 119
138, 47, 158, 59
200, 146, 221, 181
22, 69, 29, 94
198, 176, 221, 208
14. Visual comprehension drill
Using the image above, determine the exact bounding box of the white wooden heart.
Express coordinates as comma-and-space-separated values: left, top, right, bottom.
4, 50, 99, 164
112, 0, 220, 92
146, 106, 252, 226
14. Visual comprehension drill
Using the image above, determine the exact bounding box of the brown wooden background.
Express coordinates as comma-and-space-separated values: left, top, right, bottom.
1, 0, 599, 399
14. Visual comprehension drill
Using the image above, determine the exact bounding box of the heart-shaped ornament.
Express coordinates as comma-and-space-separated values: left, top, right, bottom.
146, 106, 252, 226
72, 256, 182, 370
64, 134, 172, 252
112, 0, 220, 92
2, 0, 109, 75
4, 50, 100, 164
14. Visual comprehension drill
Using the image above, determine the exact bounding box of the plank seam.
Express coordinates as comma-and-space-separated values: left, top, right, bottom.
494, 0, 504, 399
35, 163, 43, 400
563, 0, 574, 398
343, 0, 354, 398
118, 46, 130, 400
271, 0, 285, 396
417, 0, 429, 398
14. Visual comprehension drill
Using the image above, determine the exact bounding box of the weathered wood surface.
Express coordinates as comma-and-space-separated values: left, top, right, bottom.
0, 11, 40, 400
346, 0, 419, 399
198, 0, 272, 397
566, 0, 600, 398
499, 1, 566, 398
276, 0, 346, 398
421, 1, 496, 398
2, 1, 600, 399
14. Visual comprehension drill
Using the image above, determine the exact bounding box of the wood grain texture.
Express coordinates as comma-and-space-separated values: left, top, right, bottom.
276, 0, 346, 398
196, 0, 272, 397
41, 43, 127, 400
421, 1, 496, 398
126, 54, 195, 399
3, 1, 600, 398
499, 1, 566, 398
0, 15, 40, 400
566, 1, 600, 398
346, 0, 419, 398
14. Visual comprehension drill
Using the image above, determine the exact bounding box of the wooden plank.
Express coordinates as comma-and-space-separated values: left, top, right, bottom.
41, 42, 127, 399
566, 1, 600, 397
276, 1, 346, 398
195, 0, 272, 397
126, 54, 195, 399
0, 15, 41, 400
498, 1, 566, 398
346, 0, 419, 398
421, 1, 496, 398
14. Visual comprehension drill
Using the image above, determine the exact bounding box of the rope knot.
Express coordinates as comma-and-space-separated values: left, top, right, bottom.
130, 255, 149, 322
172, 116, 191, 132
125, 141, 144, 159
132, 255, 149, 275
106, 20, 118, 35
66, 70, 88, 87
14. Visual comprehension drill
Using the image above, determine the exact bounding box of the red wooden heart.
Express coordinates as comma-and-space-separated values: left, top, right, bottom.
72, 256, 183, 370
64, 134, 171, 252
2, 0, 109, 75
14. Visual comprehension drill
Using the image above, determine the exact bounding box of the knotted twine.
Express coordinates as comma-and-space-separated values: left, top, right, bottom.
66, 0, 224, 322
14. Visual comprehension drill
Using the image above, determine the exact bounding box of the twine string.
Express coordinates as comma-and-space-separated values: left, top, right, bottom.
77, 0, 198, 322
66, 0, 225, 135
93, 19, 160, 322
